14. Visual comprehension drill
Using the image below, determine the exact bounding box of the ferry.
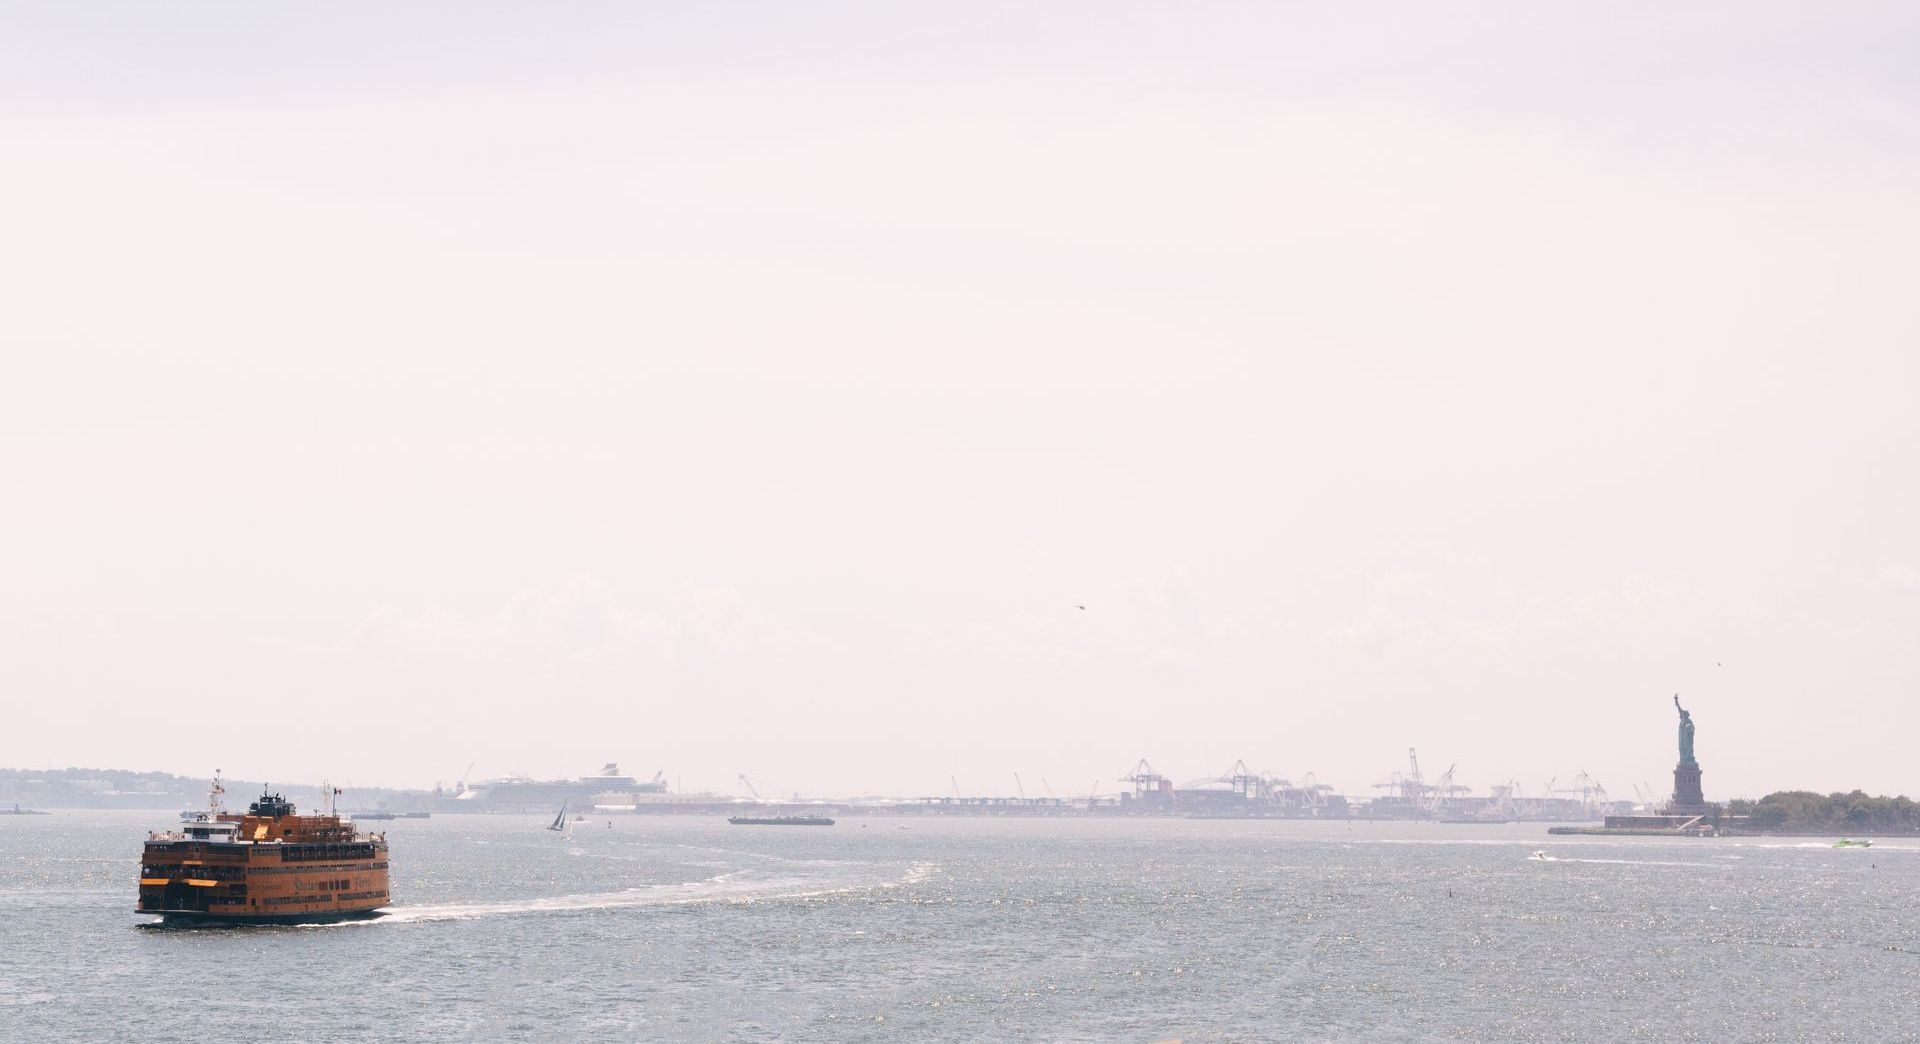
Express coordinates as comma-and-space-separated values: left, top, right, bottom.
138, 773, 391, 926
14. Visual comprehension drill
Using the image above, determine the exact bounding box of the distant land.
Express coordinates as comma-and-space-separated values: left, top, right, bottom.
0, 767, 425, 813
4, 766, 1918, 834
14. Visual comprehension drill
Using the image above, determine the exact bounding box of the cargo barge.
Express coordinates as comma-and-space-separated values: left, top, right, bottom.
727, 815, 834, 826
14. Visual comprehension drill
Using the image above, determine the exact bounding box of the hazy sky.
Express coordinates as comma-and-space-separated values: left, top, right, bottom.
3, 4, 1915, 800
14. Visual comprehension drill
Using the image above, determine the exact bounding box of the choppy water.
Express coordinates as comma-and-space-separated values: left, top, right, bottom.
2, 812, 1917, 1041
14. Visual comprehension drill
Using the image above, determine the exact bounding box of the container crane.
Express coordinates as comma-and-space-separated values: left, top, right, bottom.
1224, 759, 1277, 801
1300, 772, 1333, 808
1426, 763, 1461, 815
1122, 759, 1170, 800
1371, 772, 1406, 801
733, 771, 794, 802
1404, 748, 1428, 807
1553, 771, 1608, 817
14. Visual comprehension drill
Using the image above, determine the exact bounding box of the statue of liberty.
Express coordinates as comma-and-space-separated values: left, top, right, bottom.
1673, 695, 1696, 765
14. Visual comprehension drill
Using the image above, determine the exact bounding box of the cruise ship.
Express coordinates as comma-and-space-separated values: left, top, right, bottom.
455, 763, 666, 812
138, 774, 390, 925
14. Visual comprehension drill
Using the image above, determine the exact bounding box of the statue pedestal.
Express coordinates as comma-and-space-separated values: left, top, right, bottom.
1668, 762, 1706, 813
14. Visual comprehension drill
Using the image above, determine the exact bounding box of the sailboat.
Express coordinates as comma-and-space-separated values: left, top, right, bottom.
547, 801, 568, 832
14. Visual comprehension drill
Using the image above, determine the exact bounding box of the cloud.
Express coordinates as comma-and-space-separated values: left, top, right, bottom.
1870, 562, 1920, 594
1319, 571, 1516, 661
351, 576, 824, 667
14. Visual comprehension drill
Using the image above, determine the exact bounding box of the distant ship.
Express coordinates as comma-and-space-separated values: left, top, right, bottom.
139, 773, 391, 926
727, 815, 835, 826
1, 803, 48, 816
1834, 838, 1874, 848
456, 763, 666, 812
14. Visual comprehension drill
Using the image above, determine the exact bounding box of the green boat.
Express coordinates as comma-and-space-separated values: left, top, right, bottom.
1834, 838, 1873, 848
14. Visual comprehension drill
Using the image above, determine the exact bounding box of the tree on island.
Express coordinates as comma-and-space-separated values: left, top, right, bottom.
1726, 791, 1920, 834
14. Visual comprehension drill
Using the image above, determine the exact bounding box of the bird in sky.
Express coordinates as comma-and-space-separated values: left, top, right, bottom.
1075, 604, 1086, 610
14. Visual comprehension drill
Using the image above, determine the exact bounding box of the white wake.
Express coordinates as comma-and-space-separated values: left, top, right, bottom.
367, 859, 937, 926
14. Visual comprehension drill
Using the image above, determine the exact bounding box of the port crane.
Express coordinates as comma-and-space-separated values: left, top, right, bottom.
1425, 763, 1467, 815
1299, 772, 1335, 809
733, 771, 794, 802
1374, 748, 1432, 806
1553, 771, 1609, 817
1122, 759, 1171, 800
1178, 761, 1259, 796
1223, 759, 1279, 802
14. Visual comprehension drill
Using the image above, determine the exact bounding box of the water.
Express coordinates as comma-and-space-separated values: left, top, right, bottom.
3, 812, 1918, 1041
